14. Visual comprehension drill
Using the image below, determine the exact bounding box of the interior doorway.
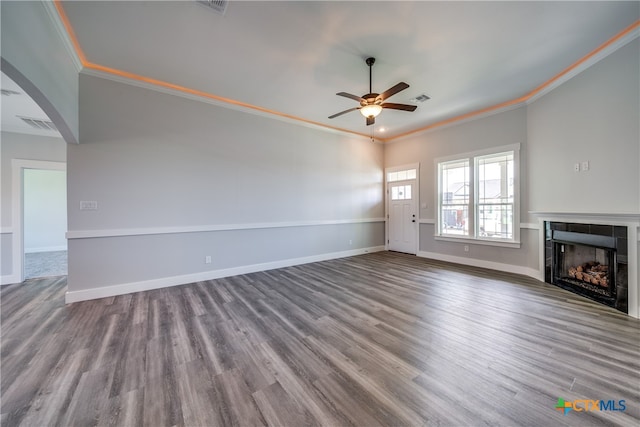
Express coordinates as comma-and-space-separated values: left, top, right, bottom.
11, 160, 67, 282
23, 168, 67, 279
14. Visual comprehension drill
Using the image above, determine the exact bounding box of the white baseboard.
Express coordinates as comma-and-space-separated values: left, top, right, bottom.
1, 274, 21, 286
65, 246, 386, 304
25, 245, 67, 254
417, 250, 542, 281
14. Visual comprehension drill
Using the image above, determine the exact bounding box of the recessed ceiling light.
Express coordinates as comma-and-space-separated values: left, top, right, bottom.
378, 127, 386, 132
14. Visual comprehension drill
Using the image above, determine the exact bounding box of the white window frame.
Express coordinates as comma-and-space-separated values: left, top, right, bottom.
435, 144, 520, 248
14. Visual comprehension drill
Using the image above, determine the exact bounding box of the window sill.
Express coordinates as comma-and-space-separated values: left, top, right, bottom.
434, 235, 521, 249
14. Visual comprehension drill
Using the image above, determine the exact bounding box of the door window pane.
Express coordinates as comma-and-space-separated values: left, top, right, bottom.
391, 184, 413, 200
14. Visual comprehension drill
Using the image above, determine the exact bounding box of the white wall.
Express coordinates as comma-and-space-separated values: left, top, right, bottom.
1, 1, 79, 144
0, 131, 66, 279
24, 169, 67, 253
66, 73, 385, 301
527, 40, 640, 216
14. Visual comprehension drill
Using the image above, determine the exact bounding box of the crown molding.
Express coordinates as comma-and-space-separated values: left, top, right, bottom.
385, 101, 527, 144
42, 1, 82, 73
525, 24, 639, 105
79, 67, 382, 143
50, 0, 638, 145
385, 21, 639, 142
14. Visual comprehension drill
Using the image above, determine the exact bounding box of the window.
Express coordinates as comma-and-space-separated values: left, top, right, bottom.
476, 152, 514, 239
436, 145, 519, 245
439, 160, 469, 236
387, 168, 416, 183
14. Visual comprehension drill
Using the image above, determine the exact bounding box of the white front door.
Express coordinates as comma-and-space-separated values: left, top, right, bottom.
388, 180, 417, 254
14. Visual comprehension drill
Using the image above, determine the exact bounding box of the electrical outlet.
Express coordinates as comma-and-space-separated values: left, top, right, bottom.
581, 161, 589, 171
464, 245, 469, 252
349, 240, 353, 245
205, 256, 211, 264
574, 163, 580, 172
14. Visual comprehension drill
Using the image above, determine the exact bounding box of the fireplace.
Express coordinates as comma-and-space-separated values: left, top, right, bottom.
545, 222, 628, 313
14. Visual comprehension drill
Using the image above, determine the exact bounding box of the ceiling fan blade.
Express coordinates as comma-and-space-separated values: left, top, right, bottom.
382, 102, 417, 112
336, 92, 365, 102
328, 107, 360, 119
366, 116, 375, 126
378, 82, 409, 101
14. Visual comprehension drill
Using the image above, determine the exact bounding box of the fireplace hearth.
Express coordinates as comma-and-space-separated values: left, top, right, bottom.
545, 222, 627, 313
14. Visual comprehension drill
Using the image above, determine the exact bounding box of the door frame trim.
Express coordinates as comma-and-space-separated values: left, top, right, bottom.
384, 163, 420, 254
7, 159, 66, 285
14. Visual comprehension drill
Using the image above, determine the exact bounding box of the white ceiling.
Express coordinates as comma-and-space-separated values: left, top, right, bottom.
1, 71, 61, 137
6, 1, 640, 140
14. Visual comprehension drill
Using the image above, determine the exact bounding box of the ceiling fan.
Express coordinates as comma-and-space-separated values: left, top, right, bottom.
329, 57, 417, 126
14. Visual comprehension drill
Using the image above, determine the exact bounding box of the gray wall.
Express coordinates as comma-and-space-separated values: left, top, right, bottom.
1, 1, 79, 144
385, 107, 535, 271
24, 169, 67, 252
384, 39, 639, 275
0, 131, 66, 278
385, 107, 528, 222
67, 74, 385, 296
527, 40, 640, 216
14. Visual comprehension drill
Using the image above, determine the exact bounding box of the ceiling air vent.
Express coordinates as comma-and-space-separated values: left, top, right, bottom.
1, 89, 21, 96
197, 0, 228, 15
18, 116, 58, 131
410, 94, 431, 103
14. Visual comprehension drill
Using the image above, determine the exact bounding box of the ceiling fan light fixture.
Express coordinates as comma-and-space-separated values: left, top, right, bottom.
329, 57, 416, 126
360, 104, 382, 118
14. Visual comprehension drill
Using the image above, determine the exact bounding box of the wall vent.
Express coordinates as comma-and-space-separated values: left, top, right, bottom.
1, 89, 21, 96
197, 0, 228, 15
410, 94, 431, 103
18, 116, 58, 131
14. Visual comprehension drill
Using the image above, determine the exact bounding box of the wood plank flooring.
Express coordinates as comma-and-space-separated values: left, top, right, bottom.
2, 251, 639, 426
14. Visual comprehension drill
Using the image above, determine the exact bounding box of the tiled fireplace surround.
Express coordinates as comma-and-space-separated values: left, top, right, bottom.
533, 213, 640, 319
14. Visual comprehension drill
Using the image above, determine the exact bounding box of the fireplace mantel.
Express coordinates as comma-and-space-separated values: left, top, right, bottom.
530, 212, 640, 225
530, 212, 639, 318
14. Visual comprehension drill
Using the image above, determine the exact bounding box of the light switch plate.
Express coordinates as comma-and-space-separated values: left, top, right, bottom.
80, 201, 98, 210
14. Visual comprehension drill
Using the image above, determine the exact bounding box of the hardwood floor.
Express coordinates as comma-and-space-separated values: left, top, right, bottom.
1, 251, 639, 426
